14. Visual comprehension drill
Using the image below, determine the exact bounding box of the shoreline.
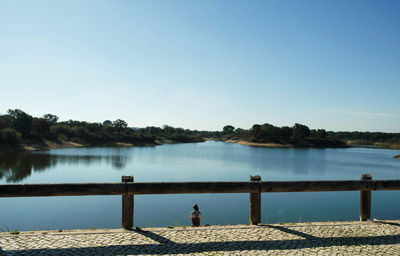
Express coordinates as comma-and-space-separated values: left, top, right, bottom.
0, 140, 160, 153
1, 219, 398, 235
225, 139, 400, 150
223, 139, 292, 148
2, 138, 400, 154
347, 140, 400, 150
221, 139, 348, 149
0, 138, 207, 153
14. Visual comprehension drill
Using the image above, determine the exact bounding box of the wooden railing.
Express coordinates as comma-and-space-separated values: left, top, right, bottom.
1, 174, 400, 229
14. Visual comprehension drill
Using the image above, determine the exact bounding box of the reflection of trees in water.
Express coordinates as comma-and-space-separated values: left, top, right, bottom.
0, 152, 127, 183
0, 153, 56, 182
105, 155, 126, 169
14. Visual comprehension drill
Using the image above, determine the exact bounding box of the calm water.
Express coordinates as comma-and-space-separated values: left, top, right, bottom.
1, 141, 399, 231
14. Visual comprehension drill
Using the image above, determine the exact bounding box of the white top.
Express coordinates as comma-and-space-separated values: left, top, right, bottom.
190, 210, 202, 218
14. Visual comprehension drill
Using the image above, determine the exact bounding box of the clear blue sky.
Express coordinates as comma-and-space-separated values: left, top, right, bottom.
1, 0, 399, 132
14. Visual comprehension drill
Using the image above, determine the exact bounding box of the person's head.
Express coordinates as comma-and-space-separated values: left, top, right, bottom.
193, 204, 199, 211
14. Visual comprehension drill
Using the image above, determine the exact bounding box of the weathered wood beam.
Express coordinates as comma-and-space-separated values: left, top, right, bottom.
249, 175, 261, 225
260, 180, 377, 192
0, 183, 125, 197
374, 180, 400, 191
0, 182, 259, 197
1, 179, 400, 198
122, 176, 134, 229
127, 182, 259, 195
360, 174, 372, 221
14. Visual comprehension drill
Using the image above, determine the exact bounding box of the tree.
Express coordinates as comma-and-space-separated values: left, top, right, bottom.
223, 125, 235, 135
72, 126, 95, 142
103, 120, 112, 126
113, 119, 128, 135
252, 124, 261, 139
144, 126, 163, 136
7, 109, 33, 136
311, 129, 327, 138
50, 124, 73, 139
291, 123, 310, 142
279, 126, 293, 143
162, 125, 175, 135
43, 114, 59, 124
233, 128, 245, 138
0, 115, 12, 129
113, 119, 128, 129
31, 118, 51, 137
259, 123, 279, 142
86, 123, 102, 132
0, 128, 21, 146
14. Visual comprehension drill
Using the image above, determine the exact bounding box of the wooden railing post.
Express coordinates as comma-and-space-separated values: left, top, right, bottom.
360, 174, 372, 221
250, 175, 261, 225
122, 176, 134, 229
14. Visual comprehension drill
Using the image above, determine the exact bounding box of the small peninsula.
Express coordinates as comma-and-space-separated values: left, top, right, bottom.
218, 124, 347, 148
0, 109, 206, 153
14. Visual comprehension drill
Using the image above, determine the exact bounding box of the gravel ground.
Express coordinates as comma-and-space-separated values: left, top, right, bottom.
0, 220, 399, 255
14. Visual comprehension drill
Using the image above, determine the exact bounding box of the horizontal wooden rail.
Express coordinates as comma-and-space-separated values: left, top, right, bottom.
1, 174, 400, 229
375, 180, 400, 190
0, 183, 125, 197
127, 181, 259, 194
0, 182, 258, 197
260, 180, 379, 192
1, 180, 400, 198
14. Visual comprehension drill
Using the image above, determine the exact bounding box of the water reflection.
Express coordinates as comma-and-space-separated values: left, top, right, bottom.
0, 152, 128, 182
1, 142, 400, 230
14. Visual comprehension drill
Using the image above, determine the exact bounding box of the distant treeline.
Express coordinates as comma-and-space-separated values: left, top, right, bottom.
220, 123, 400, 148
0, 109, 208, 148
219, 124, 347, 147
1, 109, 399, 150
327, 131, 400, 144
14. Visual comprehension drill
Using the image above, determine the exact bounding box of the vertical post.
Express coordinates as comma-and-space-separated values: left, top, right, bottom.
360, 174, 372, 221
250, 175, 261, 225
122, 176, 134, 229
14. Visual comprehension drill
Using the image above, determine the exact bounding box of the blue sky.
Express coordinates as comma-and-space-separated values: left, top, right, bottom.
1, 0, 399, 132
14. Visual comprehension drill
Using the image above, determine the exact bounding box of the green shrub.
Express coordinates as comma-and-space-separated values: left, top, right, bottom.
0, 128, 22, 146
57, 134, 68, 141
72, 126, 96, 142
50, 124, 73, 138
0, 115, 12, 129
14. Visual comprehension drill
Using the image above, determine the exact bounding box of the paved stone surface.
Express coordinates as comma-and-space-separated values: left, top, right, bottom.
1, 220, 400, 255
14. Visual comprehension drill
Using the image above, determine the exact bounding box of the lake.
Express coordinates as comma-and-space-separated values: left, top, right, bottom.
1, 141, 399, 231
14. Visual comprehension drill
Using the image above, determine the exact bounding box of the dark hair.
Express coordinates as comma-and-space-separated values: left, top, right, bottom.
193, 204, 199, 211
